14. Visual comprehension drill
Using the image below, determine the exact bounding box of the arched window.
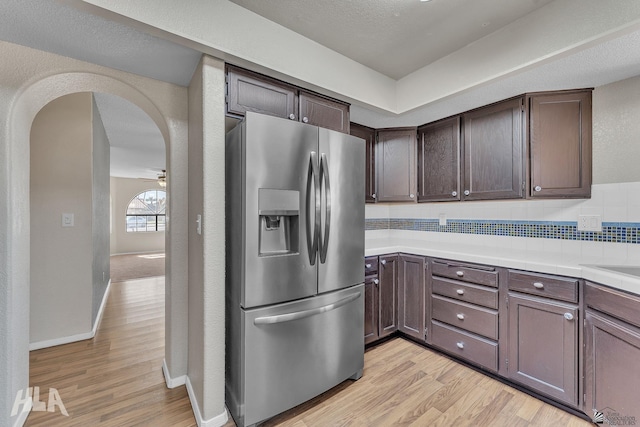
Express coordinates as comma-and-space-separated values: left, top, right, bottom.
126, 190, 166, 232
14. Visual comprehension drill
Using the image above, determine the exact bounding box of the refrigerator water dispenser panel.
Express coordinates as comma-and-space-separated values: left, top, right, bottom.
258, 189, 299, 256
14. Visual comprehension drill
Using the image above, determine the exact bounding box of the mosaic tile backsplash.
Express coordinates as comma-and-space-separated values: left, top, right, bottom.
365, 218, 640, 244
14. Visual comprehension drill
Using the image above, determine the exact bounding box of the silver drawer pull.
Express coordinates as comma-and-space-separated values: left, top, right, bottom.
373, 279, 379, 285
533, 282, 544, 289
456, 289, 465, 295
564, 312, 574, 321
380, 259, 386, 265
456, 271, 464, 277
456, 342, 464, 349
365, 263, 372, 268
457, 313, 465, 321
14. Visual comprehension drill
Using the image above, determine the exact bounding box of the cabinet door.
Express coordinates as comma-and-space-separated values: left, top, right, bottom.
226, 65, 297, 119
463, 98, 524, 200
529, 90, 592, 198
507, 293, 578, 406
586, 311, 640, 422
398, 254, 426, 341
376, 128, 417, 203
364, 275, 380, 345
299, 91, 350, 133
351, 123, 377, 203
378, 254, 398, 338
418, 117, 461, 202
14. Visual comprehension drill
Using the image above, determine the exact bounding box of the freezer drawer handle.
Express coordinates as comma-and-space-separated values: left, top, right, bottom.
306, 151, 320, 265
319, 153, 331, 264
253, 291, 361, 325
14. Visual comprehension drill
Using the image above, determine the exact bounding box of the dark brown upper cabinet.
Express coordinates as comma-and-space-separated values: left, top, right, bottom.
299, 91, 350, 133
226, 65, 350, 133
350, 123, 376, 203
226, 65, 297, 120
376, 128, 418, 203
528, 90, 592, 198
462, 97, 525, 201
418, 117, 461, 202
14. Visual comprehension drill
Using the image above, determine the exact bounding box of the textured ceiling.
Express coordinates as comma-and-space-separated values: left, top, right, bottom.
229, 0, 555, 79
93, 93, 165, 180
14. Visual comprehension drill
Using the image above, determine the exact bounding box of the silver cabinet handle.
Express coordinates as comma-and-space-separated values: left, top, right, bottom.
365, 263, 372, 268
372, 193, 377, 199
254, 292, 361, 325
457, 313, 465, 321
533, 282, 544, 289
456, 342, 464, 349
456, 289, 464, 295
564, 312, 574, 321
534, 185, 542, 192
464, 190, 470, 196
380, 259, 387, 265
288, 113, 296, 120
373, 279, 379, 285
409, 193, 415, 199
452, 191, 457, 197
456, 271, 464, 277
302, 116, 309, 123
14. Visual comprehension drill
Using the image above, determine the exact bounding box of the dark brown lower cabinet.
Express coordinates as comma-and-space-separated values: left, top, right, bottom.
397, 254, 426, 341
507, 292, 578, 407
378, 254, 398, 338
364, 275, 380, 345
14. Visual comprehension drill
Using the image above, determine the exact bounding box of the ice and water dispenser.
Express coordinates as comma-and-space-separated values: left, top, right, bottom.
258, 189, 299, 256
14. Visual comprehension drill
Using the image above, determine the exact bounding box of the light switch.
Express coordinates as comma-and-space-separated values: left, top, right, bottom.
62, 213, 74, 227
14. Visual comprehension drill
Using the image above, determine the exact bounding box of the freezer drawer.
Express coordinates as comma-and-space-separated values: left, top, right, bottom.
228, 284, 365, 427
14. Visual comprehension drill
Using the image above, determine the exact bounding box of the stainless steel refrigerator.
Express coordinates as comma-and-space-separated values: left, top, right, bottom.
225, 112, 365, 427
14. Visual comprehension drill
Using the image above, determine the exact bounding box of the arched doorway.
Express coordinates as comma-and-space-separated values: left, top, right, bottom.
3, 70, 189, 426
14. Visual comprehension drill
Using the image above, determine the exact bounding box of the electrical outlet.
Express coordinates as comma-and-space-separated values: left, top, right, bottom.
578, 214, 602, 232
438, 214, 447, 226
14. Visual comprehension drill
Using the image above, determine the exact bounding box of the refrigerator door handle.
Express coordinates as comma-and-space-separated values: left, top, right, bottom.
306, 151, 320, 265
319, 153, 331, 264
253, 291, 361, 325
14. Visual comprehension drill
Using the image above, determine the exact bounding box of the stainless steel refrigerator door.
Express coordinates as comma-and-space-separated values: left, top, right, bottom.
242, 284, 364, 427
242, 112, 320, 308
317, 128, 365, 294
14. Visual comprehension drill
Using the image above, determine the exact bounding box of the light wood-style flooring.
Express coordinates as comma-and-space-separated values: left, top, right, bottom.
27, 276, 593, 426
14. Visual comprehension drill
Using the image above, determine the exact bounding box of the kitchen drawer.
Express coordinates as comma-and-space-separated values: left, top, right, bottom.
586, 281, 640, 329
431, 320, 498, 372
431, 276, 498, 309
431, 295, 498, 340
364, 256, 378, 275
508, 270, 578, 303
432, 260, 497, 288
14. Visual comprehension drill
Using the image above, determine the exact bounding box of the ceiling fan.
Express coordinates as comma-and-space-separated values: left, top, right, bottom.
140, 169, 167, 188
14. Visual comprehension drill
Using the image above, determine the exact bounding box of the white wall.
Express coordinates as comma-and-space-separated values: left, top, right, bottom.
593, 74, 640, 184
110, 177, 166, 255
30, 93, 94, 344
187, 55, 227, 426
92, 95, 111, 321
0, 40, 189, 427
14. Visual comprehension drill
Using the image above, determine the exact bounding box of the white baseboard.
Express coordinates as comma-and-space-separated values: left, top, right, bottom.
29, 280, 111, 351
111, 250, 165, 256
162, 358, 186, 388
185, 376, 228, 427
12, 395, 32, 427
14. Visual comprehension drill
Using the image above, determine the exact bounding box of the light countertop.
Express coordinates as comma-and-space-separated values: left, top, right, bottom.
366, 237, 640, 296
